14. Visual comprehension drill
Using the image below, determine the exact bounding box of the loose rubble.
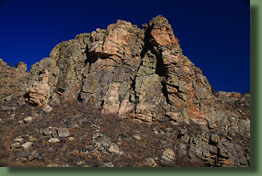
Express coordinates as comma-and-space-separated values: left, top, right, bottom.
23, 116, 33, 123
21, 142, 33, 150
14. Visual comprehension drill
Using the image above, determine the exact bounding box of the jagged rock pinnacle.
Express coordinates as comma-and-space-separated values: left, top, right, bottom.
149, 15, 180, 48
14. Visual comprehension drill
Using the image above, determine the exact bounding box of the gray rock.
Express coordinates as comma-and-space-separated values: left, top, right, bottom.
220, 137, 228, 145
4, 95, 12, 102
239, 156, 247, 165
47, 147, 56, 152
51, 93, 61, 105
57, 128, 70, 137
160, 140, 167, 145
246, 154, 250, 166
144, 158, 158, 167
70, 122, 80, 129
21, 142, 33, 150
100, 162, 114, 167
192, 137, 202, 146
230, 156, 240, 166
161, 148, 175, 163
68, 137, 74, 141
23, 116, 33, 123
42, 128, 52, 136
14, 137, 24, 143
11, 142, 21, 148
178, 143, 187, 155
188, 151, 196, 159
210, 134, 219, 144
17, 98, 25, 106
17, 151, 31, 161
181, 134, 190, 143
179, 128, 187, 135
208, 120, 215, 129
28, 151, 40, 161
218, 147, 229, 158
48, 138, 60, 143
202, 148, 210, 158
93, 133, 123, 156
51, 130, 58, 138
202, 141, 210, 150
189, 136, 194, 144
133, 134, 141, 140
195, 146, 203, 157
226, 136, 232, 140
91, 124, 101, 129
42, 104, 53, 113
108, 144, 123, 156
79, 118, 89, 125
209, 145, 217, 154
1, 106, 16, 111
153, 128, 159, 134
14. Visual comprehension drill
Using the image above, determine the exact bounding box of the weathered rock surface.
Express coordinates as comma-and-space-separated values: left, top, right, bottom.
10, 15, 247, 127
57, 128, 70, 138
161, 148, 176, 163
14, 15, 217, 125
48, 138, 60, 143
0, 15, 250, 167
21, 142, 33, 150
26, 69, 50, 106
23, 116, 33, 123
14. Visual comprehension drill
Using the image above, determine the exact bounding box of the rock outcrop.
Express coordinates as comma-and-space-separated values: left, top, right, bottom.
0, 58, 29, 101
0, 15, 250, 167
26, 15, 218, 125
26, 69, 50, 106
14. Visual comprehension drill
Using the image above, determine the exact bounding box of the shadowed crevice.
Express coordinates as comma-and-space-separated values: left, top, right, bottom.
140, 25, 171, 105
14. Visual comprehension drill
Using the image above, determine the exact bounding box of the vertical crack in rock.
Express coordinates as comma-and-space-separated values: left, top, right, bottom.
155, 53, 170, 105
141, 25, 171, 105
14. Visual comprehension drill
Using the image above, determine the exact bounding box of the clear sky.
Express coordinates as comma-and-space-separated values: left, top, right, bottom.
0, 0, 250, 93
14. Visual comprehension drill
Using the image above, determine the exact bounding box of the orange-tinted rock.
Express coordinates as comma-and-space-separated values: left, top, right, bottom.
149, 15, 180, 48
89, 20, 143, 59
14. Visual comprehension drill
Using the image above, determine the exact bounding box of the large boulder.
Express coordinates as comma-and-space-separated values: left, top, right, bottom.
27, 69, 50, 106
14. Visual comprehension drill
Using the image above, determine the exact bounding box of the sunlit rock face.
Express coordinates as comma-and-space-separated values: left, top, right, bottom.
24, 15, 249, 127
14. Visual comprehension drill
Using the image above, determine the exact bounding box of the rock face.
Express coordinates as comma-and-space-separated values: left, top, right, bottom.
25, 15, 218, 125
0, 15, 250, 167
26, 69, 50, 106
0, 59, 29, 100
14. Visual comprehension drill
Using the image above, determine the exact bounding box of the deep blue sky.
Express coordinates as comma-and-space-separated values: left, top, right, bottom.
0, 0, 250, 93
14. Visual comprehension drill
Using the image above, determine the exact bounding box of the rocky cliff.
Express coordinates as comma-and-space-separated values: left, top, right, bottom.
0, 15, 250, 167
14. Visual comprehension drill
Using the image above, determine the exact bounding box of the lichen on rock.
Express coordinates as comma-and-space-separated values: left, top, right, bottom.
14, 15, 248, 127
